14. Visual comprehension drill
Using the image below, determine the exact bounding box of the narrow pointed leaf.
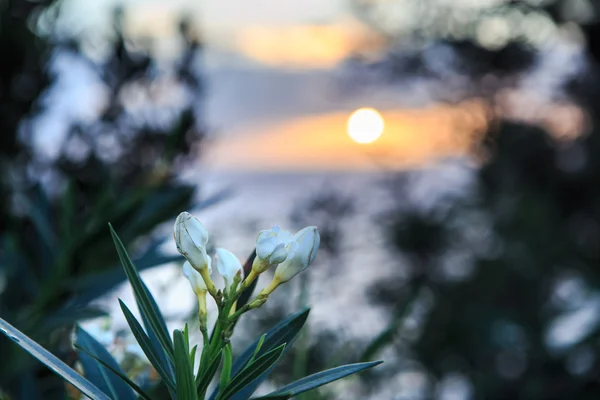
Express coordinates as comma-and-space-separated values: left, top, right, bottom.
253, 361, 383, 399
190, 345, 198, 371
211, 308, 310, 400
0, 317, 110, 400
138, 280, 175, 380
218, 344, 286, 400
197, 350, 223, 395
232, 308, 309, 376
174, 330, 198, 400
75, 326, 136, 400
252, 396, 288, 400
109, 224, 174, 359
75, 346, 156, 400
219, 345, 233, 396
119, 300, 176, 393
249, 334, 267, 365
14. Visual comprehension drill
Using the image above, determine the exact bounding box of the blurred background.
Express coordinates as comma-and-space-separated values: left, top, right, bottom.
2, 0, 600, 399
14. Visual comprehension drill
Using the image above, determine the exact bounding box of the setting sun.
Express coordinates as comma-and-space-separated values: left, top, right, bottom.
347, 108, 385, 144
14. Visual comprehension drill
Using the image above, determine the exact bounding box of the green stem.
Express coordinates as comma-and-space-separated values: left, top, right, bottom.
228, 304, 250, 322
200, 320, 209, 342
207, 289, 235, 364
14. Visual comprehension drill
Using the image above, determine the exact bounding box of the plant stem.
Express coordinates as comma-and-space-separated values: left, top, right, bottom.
227, 304, 249, 322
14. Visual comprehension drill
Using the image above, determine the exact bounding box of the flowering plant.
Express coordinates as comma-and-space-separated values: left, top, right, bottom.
0, 212, 382, 399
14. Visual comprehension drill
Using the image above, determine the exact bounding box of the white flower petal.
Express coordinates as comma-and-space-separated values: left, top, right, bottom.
277, 230, 294, 244
295, 226, 320, 265
256, 236, 278, 259
216, 248, 243, 285
270, 243, 288, 264
174, 211, 211, 270
274, 226, 320, 283
183, 261, 207, 295
254, 226, 296, 266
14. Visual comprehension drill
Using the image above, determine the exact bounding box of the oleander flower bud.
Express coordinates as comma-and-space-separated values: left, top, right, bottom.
274, 226, 320, 283
215, 248, 243, 288
183, 260, 209, 296
183, 260, 210, 329
253, 226, 294, 273
174, 211, 217, 297
174, 211, 210, 271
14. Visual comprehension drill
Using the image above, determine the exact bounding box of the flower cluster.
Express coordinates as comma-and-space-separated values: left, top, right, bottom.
0, 214, 382, 400
174, 211, 320, 335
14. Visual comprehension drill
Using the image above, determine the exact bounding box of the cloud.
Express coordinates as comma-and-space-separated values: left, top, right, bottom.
234, 22, 381, 69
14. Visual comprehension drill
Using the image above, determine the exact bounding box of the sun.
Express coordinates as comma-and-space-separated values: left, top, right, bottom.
347, 107, 385, 144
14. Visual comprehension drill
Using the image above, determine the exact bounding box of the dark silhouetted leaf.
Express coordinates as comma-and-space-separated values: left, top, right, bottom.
0, 317, 110, 400
75, 326, 136, 400
253, 361, 383, 399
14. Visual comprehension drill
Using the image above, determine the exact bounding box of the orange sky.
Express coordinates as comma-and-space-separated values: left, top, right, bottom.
206, 101, 489, 171
235, 23, 384, 68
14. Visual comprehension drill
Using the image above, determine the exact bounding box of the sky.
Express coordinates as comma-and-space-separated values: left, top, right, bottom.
55, 0, 411, 172
50, 0, 585, 173
59, 0, 354, 49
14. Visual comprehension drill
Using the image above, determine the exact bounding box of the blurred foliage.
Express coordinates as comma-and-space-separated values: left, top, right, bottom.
268, 1, 600, 399
345, 0, 600, 399
0, 1, 211, 398
348, 0, 600, 91
351, 0, 598, 51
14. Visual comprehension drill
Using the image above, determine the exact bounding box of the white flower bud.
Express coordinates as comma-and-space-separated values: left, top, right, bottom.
274, 226, 320, 283
183, 261, 210, 296
216, 248, 243, 287
254, 226, 294, 272
174, 211, 210, 271
269, 243, 288, 264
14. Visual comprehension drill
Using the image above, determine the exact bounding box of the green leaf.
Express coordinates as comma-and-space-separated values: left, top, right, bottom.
197, 350, 223, 395
75, 346, 155, 400
211, 308, 310, 400
75, 326, 136, 400
218, 345, 233, 398
0, 317, 111, 400
109, 224, 174, 360
174, 329, 199, 400
249, 334, 267, 365
190, 345, 198, 371
138, 280, 175, 382
252, 361, 383, 399
119, 300, 176, 393
218, 344, 286, 400
251, 396, 288, 400
232, 308, 309, 376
